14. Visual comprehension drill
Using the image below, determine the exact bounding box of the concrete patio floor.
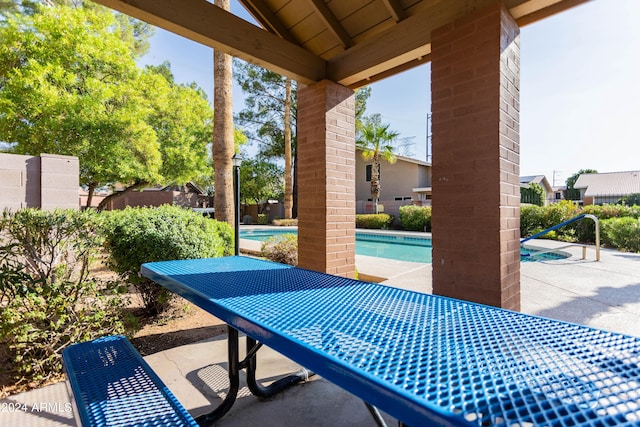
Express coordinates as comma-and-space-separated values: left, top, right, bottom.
3, 235, 640, 426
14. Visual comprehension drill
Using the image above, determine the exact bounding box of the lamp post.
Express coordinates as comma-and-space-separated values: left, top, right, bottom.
232, 154, 243, 256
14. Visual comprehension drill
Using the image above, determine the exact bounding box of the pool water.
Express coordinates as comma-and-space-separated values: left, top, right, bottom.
240, 229, 569, 263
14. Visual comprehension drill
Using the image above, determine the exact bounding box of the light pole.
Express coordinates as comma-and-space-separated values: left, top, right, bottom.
232, 154, 243, 256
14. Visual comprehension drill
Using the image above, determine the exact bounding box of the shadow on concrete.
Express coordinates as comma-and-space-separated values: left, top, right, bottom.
535, 282, 640, 328
130, 325, 227, 356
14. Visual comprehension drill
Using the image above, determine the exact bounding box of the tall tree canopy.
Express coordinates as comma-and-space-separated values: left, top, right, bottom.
0, 4, 212, 207
235, 60, 372, 217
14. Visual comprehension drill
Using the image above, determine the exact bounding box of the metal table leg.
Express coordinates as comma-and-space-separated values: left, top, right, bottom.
245, 336, 314, 398
196, 326, 241, 426
195, 326, 314, 426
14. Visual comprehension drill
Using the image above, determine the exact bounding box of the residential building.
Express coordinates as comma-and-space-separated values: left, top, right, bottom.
355, 150, 432, 219
519, 175, 553, 204
99, 182, 209, 211
574, 171, 640, 205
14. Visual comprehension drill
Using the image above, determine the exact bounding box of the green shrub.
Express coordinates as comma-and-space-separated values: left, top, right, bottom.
261, 234, 297, 265
520, 183, 545, 206
0, 209, 127, 387
399, 205, 431, 231
257, 213, 269, 225
601, 217, 640, 252
617, 193, 640, 207
356, 214, 394, 229
101, 205, 233, 315
520, 204, 544, 238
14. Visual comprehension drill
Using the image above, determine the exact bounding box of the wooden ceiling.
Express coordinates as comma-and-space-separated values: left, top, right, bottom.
94, 0, 588, 89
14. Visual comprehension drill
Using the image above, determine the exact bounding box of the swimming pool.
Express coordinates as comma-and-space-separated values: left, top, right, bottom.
240, 229, 570, 263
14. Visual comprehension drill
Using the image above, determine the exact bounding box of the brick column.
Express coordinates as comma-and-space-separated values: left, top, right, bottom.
297, 80, 356, 278
431, 2, 521, 310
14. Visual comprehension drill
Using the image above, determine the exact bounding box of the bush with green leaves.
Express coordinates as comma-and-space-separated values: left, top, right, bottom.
399, 205, 431, 231
520, 183, 545, 206
356, 214, 394, 229
520, 204, 544, 237
257, 213, 269, 225
101, 205, 233, 315
261, 234, 297, 265
601, 217, 640, 252
617, 193, 640, 207
0, 208, 127, 387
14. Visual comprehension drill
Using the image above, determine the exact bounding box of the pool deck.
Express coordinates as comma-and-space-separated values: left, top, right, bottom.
5, 228, 640, 426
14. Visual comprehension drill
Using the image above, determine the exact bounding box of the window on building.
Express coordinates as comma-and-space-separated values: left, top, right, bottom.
365, 164, 380, 182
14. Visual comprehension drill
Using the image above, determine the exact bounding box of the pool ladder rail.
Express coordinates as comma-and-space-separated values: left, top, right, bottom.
520, 214, 600, 261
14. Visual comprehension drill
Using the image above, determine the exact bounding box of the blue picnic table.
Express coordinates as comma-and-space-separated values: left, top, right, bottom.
141, 256, 640, 426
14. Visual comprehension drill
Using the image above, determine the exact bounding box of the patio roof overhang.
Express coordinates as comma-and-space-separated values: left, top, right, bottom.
93, 0, 587, 89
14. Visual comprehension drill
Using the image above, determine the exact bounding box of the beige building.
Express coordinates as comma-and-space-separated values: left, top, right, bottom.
0, 152, 79, 211
355, 150, 432, 218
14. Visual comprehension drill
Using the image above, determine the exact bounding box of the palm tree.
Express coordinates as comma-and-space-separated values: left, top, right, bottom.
357, 115, 399, 214
212, 0, 235, 225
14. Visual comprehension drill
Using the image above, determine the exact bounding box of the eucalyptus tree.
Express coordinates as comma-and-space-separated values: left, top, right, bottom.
234, 60, 297, 218
357, 114, 399, 214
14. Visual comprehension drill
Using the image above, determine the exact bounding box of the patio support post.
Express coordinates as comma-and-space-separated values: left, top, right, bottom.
430, 1, 521, 310
297, 80, 356, 278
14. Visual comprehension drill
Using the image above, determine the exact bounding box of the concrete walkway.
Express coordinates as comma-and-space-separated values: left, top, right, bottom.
3, 235, 640, 426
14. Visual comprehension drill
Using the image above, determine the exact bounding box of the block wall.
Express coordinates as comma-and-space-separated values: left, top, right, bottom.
0, 153, 78, 211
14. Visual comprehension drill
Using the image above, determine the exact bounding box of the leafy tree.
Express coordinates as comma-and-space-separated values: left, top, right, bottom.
0, 5, 210, 207
234, 60, 296, 218
357, 114, 399, 213
566, 169, 597, 200
239, 157, 284, 214
617, 193, 640, 206
520, 182, 545, 206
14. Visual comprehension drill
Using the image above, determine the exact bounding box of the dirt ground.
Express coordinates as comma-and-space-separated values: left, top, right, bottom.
0, 289, 228, 398
130, 296, 228, 356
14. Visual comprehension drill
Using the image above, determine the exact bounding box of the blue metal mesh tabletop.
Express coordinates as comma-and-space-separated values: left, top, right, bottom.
142, 256, 640, 427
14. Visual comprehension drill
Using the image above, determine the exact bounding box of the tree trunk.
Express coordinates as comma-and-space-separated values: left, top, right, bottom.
85, 182, 96, 209
212, 0, 235, 226
371, 154, 381, 214
283, 78, 293, 219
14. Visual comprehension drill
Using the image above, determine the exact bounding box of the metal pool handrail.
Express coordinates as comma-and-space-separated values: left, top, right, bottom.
521, 213, 600, 261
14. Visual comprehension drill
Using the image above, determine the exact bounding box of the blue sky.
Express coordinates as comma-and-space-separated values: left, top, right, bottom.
139, 0, 640, 187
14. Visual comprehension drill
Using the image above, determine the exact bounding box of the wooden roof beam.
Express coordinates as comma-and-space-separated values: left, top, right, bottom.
307, 0, 353, 49
381, 0, 407, 22
240, 0, 298, 44
93, 0, 326, 85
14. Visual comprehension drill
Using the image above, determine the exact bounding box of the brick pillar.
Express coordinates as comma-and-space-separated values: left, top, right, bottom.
297, 80, 356, 278
431, 2, 521, 310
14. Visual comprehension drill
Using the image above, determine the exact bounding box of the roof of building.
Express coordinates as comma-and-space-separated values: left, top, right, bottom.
519, 175, 552, 193
574, 171, 640, 197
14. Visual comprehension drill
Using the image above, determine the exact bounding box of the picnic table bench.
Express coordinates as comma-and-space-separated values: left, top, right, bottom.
73, 255, 640, 427
62, 335, 198, 427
